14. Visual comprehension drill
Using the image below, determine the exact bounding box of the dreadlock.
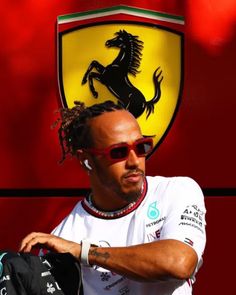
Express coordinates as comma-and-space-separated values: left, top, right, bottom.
56, 100, 124, 163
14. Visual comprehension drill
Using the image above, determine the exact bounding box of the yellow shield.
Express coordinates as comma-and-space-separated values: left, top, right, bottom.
58, 9, 183, 155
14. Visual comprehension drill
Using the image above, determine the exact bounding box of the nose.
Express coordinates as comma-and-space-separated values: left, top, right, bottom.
125, 149, 140, 168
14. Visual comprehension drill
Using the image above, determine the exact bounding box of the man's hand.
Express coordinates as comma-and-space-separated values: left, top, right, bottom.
19, 232, 81, 260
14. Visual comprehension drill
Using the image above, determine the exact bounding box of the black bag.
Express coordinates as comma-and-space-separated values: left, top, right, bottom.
0, 251, 83, 295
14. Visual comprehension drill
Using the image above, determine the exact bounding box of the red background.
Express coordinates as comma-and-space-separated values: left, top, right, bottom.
0, 0, 236, 294
0, 0, 235, 189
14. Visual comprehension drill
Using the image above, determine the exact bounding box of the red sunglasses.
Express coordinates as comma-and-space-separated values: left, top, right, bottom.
84, 137, 153, 163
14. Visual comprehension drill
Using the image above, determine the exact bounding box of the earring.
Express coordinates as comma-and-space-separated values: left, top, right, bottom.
84, 159, 92, 171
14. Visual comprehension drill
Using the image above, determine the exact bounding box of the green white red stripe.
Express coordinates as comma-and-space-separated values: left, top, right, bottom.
58, 5, 184, 25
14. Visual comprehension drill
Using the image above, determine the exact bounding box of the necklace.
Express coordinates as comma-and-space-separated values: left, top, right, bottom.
82, 179, 147, 219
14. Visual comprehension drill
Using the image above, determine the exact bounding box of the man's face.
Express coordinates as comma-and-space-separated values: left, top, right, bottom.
88, 110, 146, 204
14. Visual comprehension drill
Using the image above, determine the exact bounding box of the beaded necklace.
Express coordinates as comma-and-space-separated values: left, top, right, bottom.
82, 179, 147, 219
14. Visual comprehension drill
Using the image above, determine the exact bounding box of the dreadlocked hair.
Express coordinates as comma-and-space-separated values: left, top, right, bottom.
56, 100, 124, 163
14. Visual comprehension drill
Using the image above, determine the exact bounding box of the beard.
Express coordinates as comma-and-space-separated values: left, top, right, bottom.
115, 185, 143, 203
94, 162, 145, 204
114, 173, 144, 203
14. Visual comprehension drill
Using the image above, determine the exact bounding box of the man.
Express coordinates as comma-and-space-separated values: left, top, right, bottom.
20, 100, 206, 294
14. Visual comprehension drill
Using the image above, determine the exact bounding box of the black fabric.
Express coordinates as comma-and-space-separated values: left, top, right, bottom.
44, 252, 83, 295
0, 251, 83, 295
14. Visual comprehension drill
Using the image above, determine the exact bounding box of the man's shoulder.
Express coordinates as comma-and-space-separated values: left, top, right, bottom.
146, 175, 200, 186
146, 176, 203, 197
145, 176, 204, 210
52, 200, 84, 238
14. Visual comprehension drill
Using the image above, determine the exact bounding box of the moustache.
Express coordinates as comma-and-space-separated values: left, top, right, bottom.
122, 169, 145, 179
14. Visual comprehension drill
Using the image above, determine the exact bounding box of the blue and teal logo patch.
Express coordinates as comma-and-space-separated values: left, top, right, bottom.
147, 201, 160, 220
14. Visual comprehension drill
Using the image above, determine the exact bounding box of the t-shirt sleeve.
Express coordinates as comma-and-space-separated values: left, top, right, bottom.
160, 177, 206, 260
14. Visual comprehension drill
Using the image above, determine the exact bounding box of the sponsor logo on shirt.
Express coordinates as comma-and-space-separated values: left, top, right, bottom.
178, 204, 205, 233
147, 201, 160, 220
184, 238, 194, 246
182, 205, 204, 221
147, 229, 161, 242
104, 276, 126, 291
146, 216, 166, 241
179, 221, 204, 233
119, 285, 130, 294
100, 272, 111, 281
146, 216, 166, 228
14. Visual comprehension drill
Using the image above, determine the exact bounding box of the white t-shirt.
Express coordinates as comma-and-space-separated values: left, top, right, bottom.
52, 176, 206, 295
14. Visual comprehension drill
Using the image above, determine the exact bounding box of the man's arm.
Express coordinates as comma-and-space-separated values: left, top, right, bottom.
89, 239, 197, 281
20, 232, 197, 282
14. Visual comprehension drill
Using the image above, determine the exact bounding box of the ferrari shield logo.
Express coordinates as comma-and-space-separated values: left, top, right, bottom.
57, 6, 184, 154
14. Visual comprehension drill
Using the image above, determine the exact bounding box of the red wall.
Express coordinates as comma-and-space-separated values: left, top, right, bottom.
1, 1, 236, 294
0, 0, 235, 188
194, 197, 236, 295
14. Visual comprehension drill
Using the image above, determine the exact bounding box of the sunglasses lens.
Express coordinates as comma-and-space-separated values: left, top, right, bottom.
136, 140, 153, 156
110, 146, 128, 159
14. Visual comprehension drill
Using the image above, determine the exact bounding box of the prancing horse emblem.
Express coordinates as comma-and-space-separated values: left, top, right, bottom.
82, 30, 163, 119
